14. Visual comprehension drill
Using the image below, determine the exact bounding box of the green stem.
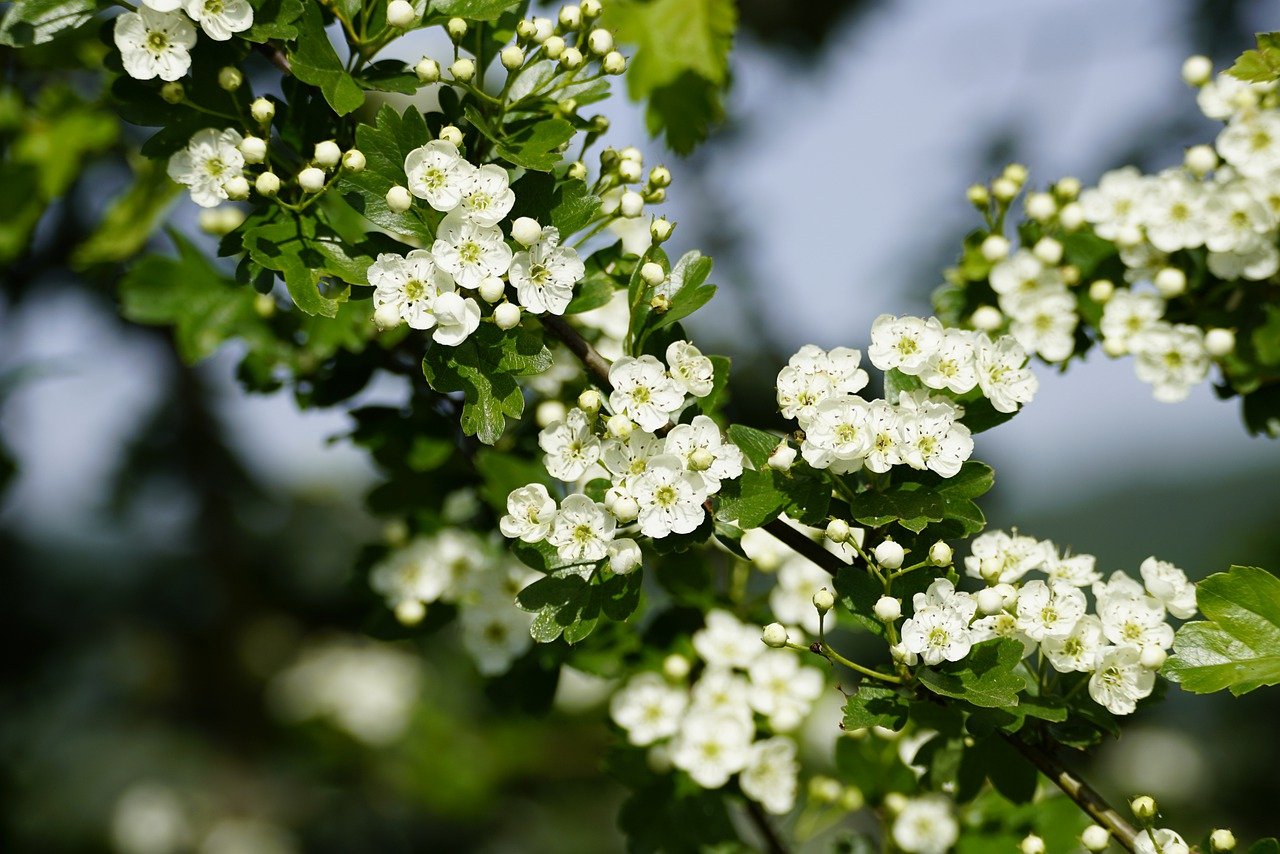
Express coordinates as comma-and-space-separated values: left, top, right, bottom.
817, 641, 901, 685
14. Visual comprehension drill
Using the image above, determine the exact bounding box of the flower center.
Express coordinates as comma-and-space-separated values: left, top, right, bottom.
403, 278, 426, 301
928, 627, 950, 648
146, 30, 169, 52
655, 484, 677, 507
631, 386, 651, 404
204, 157, 225, 176
204, 0, 225, 13
458, 241, 483, 265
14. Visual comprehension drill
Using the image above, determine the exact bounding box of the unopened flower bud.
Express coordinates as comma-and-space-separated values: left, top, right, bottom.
687, 447, 715, 471
762, 622, 789, 648
1140, 647, 1167, 670
976, 587, 1005, 615
1089, 279, 1115, 302
873, 540, 905, 570
217, 66, 242, 91
415, 57, 440, 82
1056, 176, 1081, 199
971, 305, 1003, 331
662, 653, 690, 680
255, 172, 280, 197
618, 158, 643, 182
809, 776, 843, 803
1154, 267, 1187, 297
825, 518, 852, 544
536, 400, 567, 427
611, 494, 639, 522
1205, 327, 1235, 357
543, 35, 566, 59
559, 4, 582, 29
374, 303, 402, 329
1025, 192, 1056, 222
501, 45, 525, 70
450, 58, 476, 82
298, 167, 326, 193
1210, 829, 1236, 851
1059, 201, 1084, 231
446, 16, 467, 40
839, 786, 864, 811
439, 124, 464, 146
1003, 163, 1028, 184
581, 0, 602, 18
767, 441, 796, 470
511, 216, 542, 246
1182, 54, 1213, 87
992, 176, 1018, 201
620, 189, 644, 217
812, 588, 835, 614
1020, 834, 1045, 854
314, 139, 341, 167
640, 261, 665, 286
967, 183, 990, 206
883, 792, 909, 815
1061, 264, 1080, 286
1130, 795, 1157, 821
602, 51, 626, 74
929, 541, 952, 566
251, 97, 275, 124
386, 185, 413, 212
560, 46, 584, 69
395, 599, 426, 625
1081, 825, 1110, 852
577, 388, 602, 414
649, 165, 671, 188
494, 302, 521, 330
650, 217, 674, 242
342, 148, 366, 172
607, 413, 635, 439
587, 28, 613, 54
387, 0, 416, 28
477, 277, 505, 303
873, 596, 901, 622
1033, 237, 1063, 265
981, 234, 1010, 261
1185, 144, 1217, 175
890, 643, 918, 666
568, 160, 588, 181
222, 175, 249, 200
239, 135, 267, 164
160, 81, 184, 104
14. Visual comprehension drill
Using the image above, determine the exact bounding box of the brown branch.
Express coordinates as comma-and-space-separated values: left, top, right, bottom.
254, 41, 292, 75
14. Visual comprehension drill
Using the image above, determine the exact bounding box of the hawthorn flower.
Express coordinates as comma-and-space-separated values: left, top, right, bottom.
114, 6, 197, 82
901, 605, 973, 666
769, 555, 832, 635
1093, 570, 1146, 606
1204, 183, 1274, 252
1135, 829, 1190, 854
538, 408, 602, 482
666, 341, 716, 397
974, 334, 1038, 413
693, 610, 763, 670
1099, 289, 1164, 352
1015, 580, 1086, 641
368, 250, 453, 330
1042, 614, 1106, 673
460, 598, 534, 676
964, 530, 1049, 584
430, 291, 481, 345
509, 226, 585, 314
183, 0, 254, 41
405, 140, 474, 211
1139, 557, 1197, 619
432, 211, 513, 289
1217, 112, 1280, 178
746, 651, 824, 732
458, 163, 516, 226
1042, 550, 1102, 587
1089, 645, 1156, 715
499, 484, 557, 543
914, 577, 979, 623
1079, 166, 1150, 240
969, 612, 1037, 657
610, 673, 688, 746
608, 355, 684, 431
863, 401, 904, 473
1098, 595, 1174, 652
689, 669, 753, 726
607, 538, 643, 574
369, 531, 485, 611
990, 250, 1067, 317
1130, 322, 1210, 402
1142, 171, 1206, 253
776, 345, 870, 423
632, 455, 707, 537
739, 738, 799, 815
898, 405, 973, 478
547, 494, 615, 563
800, 397, 871, 474
601, 431, 663, 488
167, 128, 244, 208
671, 712, 753, 789
1007, 286, 1078, 363
917, 329, 979, 394
892, 795, 960, 854
868, 314, 943, 374
664, 415, 744, 493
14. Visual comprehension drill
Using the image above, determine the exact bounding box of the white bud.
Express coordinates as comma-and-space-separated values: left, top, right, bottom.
1020, 834, 1045, 854
762, 622, 789, 649
1115, 223, 1143, 248
543, 35, 566, 59
1081, 825, 1110, 852
1089, 279, 1115, 302
873, 596, 901, 623
611, 494, 639, 522
530, 16, 554, 42
992, 176, 1019, 201
450, 58, 476, 82
395, 599, 425, 625
1025, 192, 1057, 222
873, 540, 905, 570
478, 277, 506, 303
510, 216, 542, 246
688, 447, 715, 471
439, 125, 464, 146
311, 139, 340, 168
374, 303, 402, 330
980, 234, 1010, 261
1003, 163, 1028, 184
1103, 337, 1128, 357
446, 16, 467, 39
567, 160, 588, 181
536, 400, 567, 428
890, 643, 918, 666
1059, 201, 1085, 231
639, 261, 666, 286
1033, 236, 1063, 265
239, 135, 267, 163
560, 46, 584, 69
971, 305, 1003, 331
217, 66, 243, 92
500, 45, 525, 70
619, 190, 644, 217
1210, 829, 1237, 851
825, 519, 851, 544
662, 653, 690, 680
1130, 796, 1157, 821
387, 0, 416, 28
577, 388, 602, 414
650, 217, 674, 242
587, 28, 613, 54
883, 792, 909, 815
559, 4, 582, 28
255, 172, 280, 197
607, 413, 635, 439
1205, 327, 1236, 357
222, 175, 249, 200
1140, 647, 1167, 670
767, 441, 796, 470
928, 541, 952, 566
386, 185, 413, 212
1182, 54, 1213, 87
342, 148, 366, 172
415, 57, 440, 83
581, 0, 602, 18
160, 81, 185, 103
602, 51, 626, 75
620, 146, 642, 163
298, 167, 326, 193
649, 166, 671, 188
812, 588, 835, 614
976, 587, 1005, 615
1185, 144, 1218, 175
1154, 267, 1187, 297
1056, 176, 1082, 199
494, 302, 521, 330
250, 97, 275, 124
967, 184, 990, 206
609, 539, 642, 574
618, 158, 643, 182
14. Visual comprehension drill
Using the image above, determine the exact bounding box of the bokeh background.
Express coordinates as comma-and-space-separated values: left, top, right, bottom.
3, 0, 1279, 851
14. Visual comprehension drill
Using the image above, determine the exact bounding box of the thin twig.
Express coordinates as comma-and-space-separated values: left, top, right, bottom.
743, 799, 790, 854
254, 42, 292, 75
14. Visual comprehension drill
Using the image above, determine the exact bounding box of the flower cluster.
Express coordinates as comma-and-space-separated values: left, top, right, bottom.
367, 530, 539, 676
114, 0, 253, 81
891, 530, 1195, 715
608, 610, 824, 814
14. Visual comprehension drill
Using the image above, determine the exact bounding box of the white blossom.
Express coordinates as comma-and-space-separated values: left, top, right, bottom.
693, 610, 763, 670
167, 128, 244, 208
458, 163, 516, 226
430, 291, 481, 345
917, 329, 979, 394
868, 314, 944, 374
1130, 321, 1210, 402
499, 483, 557, 543
183, 0, 253, 41
608, 355, 684, 432
509, 226, 585, 314
368, 250, 454, 330
114, 6, 197, 82
405, 140, 473, 211
1014, 580, 1086, 641
666, 340, 716, 397
601, 431, 663, 488
538, 408, 602, 482
632, 455, 707, 537
965, 530, 1049, 585
746, 651, 824, 732
975, 334, 1038, 413
610, 673, 687, 746
664, 415, 744, 493
671, 712, 752, 789
1042, 614, 1106, 673
1099, 289, 1164, 352
892, 795, 959, 854
901, 605, 973, 666
1139, 557, 1197, 619
800, 397, 871, 474
739, 738, 799, 815
1098, 594, 1174, 653
1089, 645, 1156, 715
432, 211, 513, 289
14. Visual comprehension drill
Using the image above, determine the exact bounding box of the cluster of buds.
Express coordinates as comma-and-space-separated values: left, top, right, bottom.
513, 3, 626, 76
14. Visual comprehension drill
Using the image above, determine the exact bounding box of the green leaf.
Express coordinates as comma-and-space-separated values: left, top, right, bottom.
714, 467, 829, 530
239, 214, 354, 317
918, 639, 1028, 709
842, 685, 910, 732
649, 250, 716, 333
1249, 840, 1280, 854
0, 0, 95, 47
1252, 305, 1280, 367
421, 324, 552, 444
475, 449, 552, 513
1230, 32, 1280, 83
72, 158, 181, 269
466, 106, 574, 171
508, 172, 602, 238
726, 424, 783, 469
843, 462, 992, 535
427, 0, 522, 21
337, 104, 436, 239
356, 59, 421, 94
1165, 565, 1280, 695
245, 0, 305, 42
518, 572, 596, 643
289, 2, 366, 115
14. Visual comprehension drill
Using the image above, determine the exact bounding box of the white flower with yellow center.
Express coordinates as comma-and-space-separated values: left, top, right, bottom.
1130, 321, 1210, 403
538, 407, 601, 482
800, 396, 871, 474
1042, 614, 1106, 673
609, 673, 688, 746
166, 127, 244, 207
608, 355, 684, 432
693, 610, 763, 670
182, 0, 254, 41
901, 604, 972, 666
405, 140, 474, 211
114, 6, 197, 82
868, 314, 944, 374
1015, 580, 1086, 641
892, 795, 959, 854
458, 163, 516, 226
918, 329, 979, 394
499, 483, 557, 543
433, 211, 513, 289
666, 340, 716, 397
632, 454, 707, 538
1089, 645, 1155, 715
509, 226, 585, 314
663, 415, 743, 493
1099, 289, 1164, 352
670, 712, 752, 789
368, 250, 453, 330
740, 738, 799, 815
547, 494, 615, 563
1139, 556, 1197, 619
746, 651, 823, 733
974, 334, 1038, 413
